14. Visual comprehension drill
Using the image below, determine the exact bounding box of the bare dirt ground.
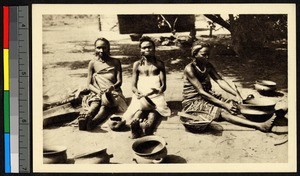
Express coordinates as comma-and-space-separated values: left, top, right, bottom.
42, 16, 288, 164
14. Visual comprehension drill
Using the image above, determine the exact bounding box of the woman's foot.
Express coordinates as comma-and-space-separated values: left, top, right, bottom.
78, 114, 87, 131
85, 114, 94, 131
256, 114, 276, 132
130, 119, 143, 139
144, 122, 154, 135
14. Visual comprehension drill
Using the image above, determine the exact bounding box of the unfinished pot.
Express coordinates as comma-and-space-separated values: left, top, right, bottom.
139, 96, 156, 111
101, 92, 117, 107
238, 97, 276, 112
132, 135, 167, 164
43, 145, 67, 164
74, 148, 113, 164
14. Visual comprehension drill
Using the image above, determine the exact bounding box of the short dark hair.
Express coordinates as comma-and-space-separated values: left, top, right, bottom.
139, 36, 155, 49
94, 37, 110, 51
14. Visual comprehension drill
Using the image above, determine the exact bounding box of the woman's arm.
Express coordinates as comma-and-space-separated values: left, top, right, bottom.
209, 64, 237, 97
185, 64, 233, 112
131, 61, 143, 98
111, 59, 122, 91
157, 60, 167, 93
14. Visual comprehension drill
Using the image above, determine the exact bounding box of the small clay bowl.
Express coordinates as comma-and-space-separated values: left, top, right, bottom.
255, 80, 276, 93
108, 116, 126, 131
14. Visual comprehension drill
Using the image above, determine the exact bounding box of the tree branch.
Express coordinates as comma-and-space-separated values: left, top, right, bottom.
204, 14, 231, 32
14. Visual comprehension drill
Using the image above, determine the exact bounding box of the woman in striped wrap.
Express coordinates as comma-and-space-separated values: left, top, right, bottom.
182, 43, 275, 132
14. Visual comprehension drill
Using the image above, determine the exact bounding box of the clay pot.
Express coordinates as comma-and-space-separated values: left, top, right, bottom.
108, 116, 126, 131
74, 148, 113, 164
130, 33, 143, 41
132, 135, 167, 164
238, 97, 276, 122
238, 97, 276, 112
43, 145, 67, 164
139, 96, 156, 111
101, 92, 116, 107
240, 109, 274, 122
255, 80, 276, 93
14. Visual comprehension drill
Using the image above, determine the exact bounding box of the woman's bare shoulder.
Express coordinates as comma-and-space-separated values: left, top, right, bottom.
88, 59, 95, 66
184, 63, 193, 71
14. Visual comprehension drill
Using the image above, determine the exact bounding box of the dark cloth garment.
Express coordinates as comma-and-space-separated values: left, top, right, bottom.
182, 62, 230, 120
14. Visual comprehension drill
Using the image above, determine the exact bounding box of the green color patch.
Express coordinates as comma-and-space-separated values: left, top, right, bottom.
4, 91, 10, 133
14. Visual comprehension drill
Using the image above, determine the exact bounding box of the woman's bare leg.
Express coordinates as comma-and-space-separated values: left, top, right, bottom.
144, 111, 159, 135
220, 110, 276, 132
84, 102, 100, 117
87, 105, 113, 130
78, 102, 100, 130
130, 110, 146, 138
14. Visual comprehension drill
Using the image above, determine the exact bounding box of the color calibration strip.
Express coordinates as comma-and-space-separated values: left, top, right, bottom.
3, 6, 11, 173
10, 6, 20, 173
3, 6, 30, 173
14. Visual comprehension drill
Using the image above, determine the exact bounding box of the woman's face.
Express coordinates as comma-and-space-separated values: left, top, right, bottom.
95, 40, 109, 58
140, 41, 155, 57
195, 47, 210, 63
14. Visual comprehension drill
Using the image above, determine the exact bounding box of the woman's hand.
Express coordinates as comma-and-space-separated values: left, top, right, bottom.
144, 88, 161, 97
224, 102, 239, 115
105, 85, 115, 92
135, 90, 144, 99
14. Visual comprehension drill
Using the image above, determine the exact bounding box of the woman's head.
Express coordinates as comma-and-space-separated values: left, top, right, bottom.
139, 36, 156, 57
94, 38, 110, 57
191, 43, 211, 63
191, 43, 211, 57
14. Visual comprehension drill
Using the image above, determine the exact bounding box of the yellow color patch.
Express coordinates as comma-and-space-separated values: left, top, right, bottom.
4, 49, 9, 90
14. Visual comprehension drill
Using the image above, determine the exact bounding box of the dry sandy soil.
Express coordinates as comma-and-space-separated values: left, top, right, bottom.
42, 16, 288, 165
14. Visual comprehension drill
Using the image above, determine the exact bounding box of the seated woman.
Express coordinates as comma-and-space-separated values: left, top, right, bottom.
123, 36, 171, 138
182, 43, 275, 132
79, 38, 127, 131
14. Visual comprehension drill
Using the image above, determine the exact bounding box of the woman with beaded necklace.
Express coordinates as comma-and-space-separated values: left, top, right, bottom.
182, 43, 275, 132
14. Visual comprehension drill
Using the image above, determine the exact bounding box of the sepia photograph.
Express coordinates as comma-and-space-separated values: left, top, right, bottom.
32, 4, 296, 172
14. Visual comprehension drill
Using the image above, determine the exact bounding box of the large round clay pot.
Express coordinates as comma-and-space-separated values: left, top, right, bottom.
139, 96, 156, 111
43, 145, 67, 164
74, 148, 113, 164
238, 97, 276, 112
240, 109, 274, 122
132, 135, 167, 164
